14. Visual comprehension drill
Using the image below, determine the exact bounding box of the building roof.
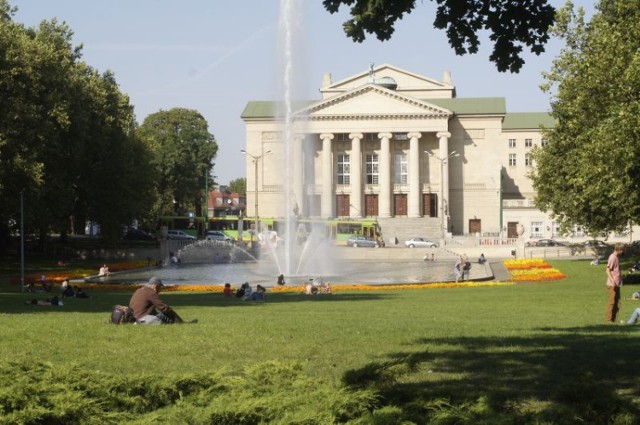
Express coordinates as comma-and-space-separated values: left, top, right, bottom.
503, 112, 555, 129
242, 97, 507, 119
241, 101, 314, 119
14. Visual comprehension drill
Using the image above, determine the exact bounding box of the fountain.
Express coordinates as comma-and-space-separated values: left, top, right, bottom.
84, 1, 471, 288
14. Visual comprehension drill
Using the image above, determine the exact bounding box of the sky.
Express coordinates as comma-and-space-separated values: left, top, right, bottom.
10, 0, 596, 185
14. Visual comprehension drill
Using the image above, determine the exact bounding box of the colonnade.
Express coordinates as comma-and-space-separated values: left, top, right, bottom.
290, 131, 451, 219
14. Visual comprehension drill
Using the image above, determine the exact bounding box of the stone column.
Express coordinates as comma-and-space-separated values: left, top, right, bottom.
320, 133, 334, 218
349, 132, 363, 217
378, 132, 392, 218
407, 132, 422, 217
437, 131, 452, 232
293, 134, 304, 217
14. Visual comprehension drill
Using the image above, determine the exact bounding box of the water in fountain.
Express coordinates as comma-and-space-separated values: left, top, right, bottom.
274, 0, 339, 280
259, 221, 340, 279
177, 240, 257, 264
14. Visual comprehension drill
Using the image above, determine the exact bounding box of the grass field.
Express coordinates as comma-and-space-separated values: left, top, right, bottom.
1, 258, 639, 424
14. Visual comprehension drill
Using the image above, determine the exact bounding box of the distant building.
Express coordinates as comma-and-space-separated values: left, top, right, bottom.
209, 186, 245, 218
241, 64, 560, 242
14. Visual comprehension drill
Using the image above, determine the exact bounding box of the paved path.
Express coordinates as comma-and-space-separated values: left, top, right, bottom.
488, 261, 512, 282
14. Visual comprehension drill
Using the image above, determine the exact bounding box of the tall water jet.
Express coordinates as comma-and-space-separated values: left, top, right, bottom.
277, 0, 306, 277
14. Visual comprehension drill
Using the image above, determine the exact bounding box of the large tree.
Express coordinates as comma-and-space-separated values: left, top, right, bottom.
0, 0, 155, 246
531, 0, 640, 235
137, 108, 218, 224
322, 0, 556, 72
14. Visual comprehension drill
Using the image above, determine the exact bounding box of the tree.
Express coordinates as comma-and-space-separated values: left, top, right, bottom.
137, 108, 218, 224
531, 0, 640, 235
228, 178, 246, 196
0, 1, 155, 247
322, 0, 556, 72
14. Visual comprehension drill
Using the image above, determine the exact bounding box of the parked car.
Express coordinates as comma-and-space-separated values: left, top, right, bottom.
167, 230, 197, 240
405, 237, 438, 248
206, 230, 233, 242
123, 227, 155, 241
584, 240, 609, 249
533, 239, 566, 247
346, 235, 378, 247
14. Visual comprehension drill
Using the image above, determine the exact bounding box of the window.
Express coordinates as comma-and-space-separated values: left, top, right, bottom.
508, 138, 516, 148
525, 138, 533, 147
509, 153, 517, 167
365, 154, 379, 184
393, 133, 409, 141
393, 153, 408, 184
551, 222, 560, 237
525, 153, 533, 167
335, 133, 349, 142
337, 154, 350, 185
531, 221, 543, 237
541, 139, 548, 147
365, 133, 377, 141
573, 226, 584, 237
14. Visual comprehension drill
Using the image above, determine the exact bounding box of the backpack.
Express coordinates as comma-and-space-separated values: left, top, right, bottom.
110, 305, 134, 324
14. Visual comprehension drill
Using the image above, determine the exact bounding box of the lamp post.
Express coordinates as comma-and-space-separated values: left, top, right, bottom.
204, 169, 209, 232
20, 190, 24, 293
241, 149, 271, 245
425, 150, 459, 246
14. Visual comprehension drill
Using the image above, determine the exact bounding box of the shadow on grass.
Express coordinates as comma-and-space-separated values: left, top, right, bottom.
0, 290, 397, 315
342, 327, 640, 423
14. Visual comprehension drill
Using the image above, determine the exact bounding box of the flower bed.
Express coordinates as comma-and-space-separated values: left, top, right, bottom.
66, 280, 515, 293
10, 260, 150, 285
503, 259, 566, 282
503, 258, 552, 270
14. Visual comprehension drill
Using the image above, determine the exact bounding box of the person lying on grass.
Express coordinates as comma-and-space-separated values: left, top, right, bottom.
128, 277, 196, 325
25, 296, 63, 306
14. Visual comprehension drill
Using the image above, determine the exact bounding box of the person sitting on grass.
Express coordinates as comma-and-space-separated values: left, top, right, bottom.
241, 282, 253, 300
75, 286, 90, 299
61, 280, 74, 298
223, 283, 234, 298
625, 307, 640, 324
128, 277, 195, 325
319, 281, 332, 294
250, 284, 266, 301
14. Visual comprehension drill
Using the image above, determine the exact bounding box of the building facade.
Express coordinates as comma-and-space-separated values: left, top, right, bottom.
241, 64, 556, 241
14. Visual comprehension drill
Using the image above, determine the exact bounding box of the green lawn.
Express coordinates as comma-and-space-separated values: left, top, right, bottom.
1, 259, 639, 424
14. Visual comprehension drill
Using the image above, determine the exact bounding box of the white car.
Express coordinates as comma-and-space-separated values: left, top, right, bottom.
405, 237, 438, 248
167, 230, 197, 240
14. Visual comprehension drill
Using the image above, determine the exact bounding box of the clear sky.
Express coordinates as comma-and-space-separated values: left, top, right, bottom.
10, 0, 595, 185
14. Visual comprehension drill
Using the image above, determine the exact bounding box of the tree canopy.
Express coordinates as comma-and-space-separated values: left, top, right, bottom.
532, 0, 640, 235
0, 0, 154, 245
227, 178, 246, 196
136, 108, 218, 223
322, 0, 556, 72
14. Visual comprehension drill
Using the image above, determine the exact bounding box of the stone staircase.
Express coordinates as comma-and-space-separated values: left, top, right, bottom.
377, 217, 442, 246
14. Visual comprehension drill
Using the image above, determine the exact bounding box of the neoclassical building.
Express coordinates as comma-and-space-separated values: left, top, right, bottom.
241, 64, 555, 242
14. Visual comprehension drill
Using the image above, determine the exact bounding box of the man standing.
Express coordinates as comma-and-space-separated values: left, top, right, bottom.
605, 244, 625, 323
129, 277, 189, 325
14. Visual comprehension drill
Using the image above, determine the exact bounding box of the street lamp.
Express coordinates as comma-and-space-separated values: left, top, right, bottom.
241, 149, 272, 244
425, 150, 460, 246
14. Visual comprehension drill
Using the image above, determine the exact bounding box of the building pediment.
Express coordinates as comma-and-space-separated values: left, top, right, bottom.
321, 63, 455, 99
298, 84, 452, 121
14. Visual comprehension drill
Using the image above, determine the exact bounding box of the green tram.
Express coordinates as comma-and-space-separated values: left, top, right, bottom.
159, 215, 382, 245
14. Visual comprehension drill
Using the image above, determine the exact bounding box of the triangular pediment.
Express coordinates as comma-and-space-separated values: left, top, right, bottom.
297, 84, 452, 120
321, 64, 455, 99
